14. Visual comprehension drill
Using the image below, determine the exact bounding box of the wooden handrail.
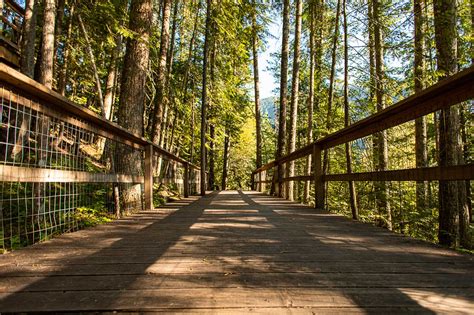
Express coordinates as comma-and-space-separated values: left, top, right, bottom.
0, 63, 199, 170
254, 65, 474, 174
4, 0, 25, 16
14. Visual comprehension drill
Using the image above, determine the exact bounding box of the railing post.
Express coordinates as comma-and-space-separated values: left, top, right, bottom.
184, 163, 189, 198
313, 144, 324, 209
276, 163, 282, 198
144, 144, 154, 211
262, 170, 266, 193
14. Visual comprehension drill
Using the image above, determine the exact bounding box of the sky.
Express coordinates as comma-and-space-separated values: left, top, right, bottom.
258, 18, 281, 100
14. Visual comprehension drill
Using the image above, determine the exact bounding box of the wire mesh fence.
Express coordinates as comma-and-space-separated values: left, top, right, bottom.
0, 66, 200, 252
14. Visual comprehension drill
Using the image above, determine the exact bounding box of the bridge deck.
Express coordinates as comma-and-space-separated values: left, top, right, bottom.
0, 191, 473, 313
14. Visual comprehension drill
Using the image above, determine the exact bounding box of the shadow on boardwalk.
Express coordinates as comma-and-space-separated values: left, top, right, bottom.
0, 190, 473, 313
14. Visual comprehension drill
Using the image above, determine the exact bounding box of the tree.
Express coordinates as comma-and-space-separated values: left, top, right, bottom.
372, 0, 392, 230
323, 0, 342, 206
38, 0, 56, 88
116, 0, 153, 211
251, 0, 262, 170
57, 1, 75, 96
151, 0, 172, 145
201, 0, 212, 196
343, 0, 358, 219
287, 0, 302, 201
433, 0, 469, 247
20, 0, 37, 77
414, 0, 428, 215
276, 0, 290, 198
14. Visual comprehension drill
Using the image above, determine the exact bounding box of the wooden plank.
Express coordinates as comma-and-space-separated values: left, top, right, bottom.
1, 273, 472, 293
269, 164, 474, 183
324, 164, 474, 182
183, 163, 189, 197
281, 175, 313, 182
5, 0, 25, 15
0, 164, 144, 183
0, 288, 472, 312
1, 16, 21, 33
314, 145, 324, 209
144, 145, 154, 211
0, 191, 473, 313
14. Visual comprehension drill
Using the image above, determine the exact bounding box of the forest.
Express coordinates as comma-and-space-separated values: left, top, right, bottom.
0, 0, 473, 251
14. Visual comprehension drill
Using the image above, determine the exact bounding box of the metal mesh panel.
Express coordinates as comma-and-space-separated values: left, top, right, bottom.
0, 83, 144, 252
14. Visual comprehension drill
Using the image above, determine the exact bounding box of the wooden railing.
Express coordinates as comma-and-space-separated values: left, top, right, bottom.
252, 65, 474, 210
0, 0, 24, 66
0, 62, 199, 250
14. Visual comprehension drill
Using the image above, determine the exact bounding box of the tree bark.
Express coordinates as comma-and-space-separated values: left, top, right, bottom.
343, 0, 358, 220
35, 0, 56, 219
116, 0, 152, 212
433, 0, 469, 247
20, 0, 37, 77
373, 0, 392, 230
201, 0, 212, 196
96, 33, 124, 156
414, 0, 428, 217
287, 0, 302, 202
251, 0, 262, 170
151, 0, 172, 144
58, 2, 75, 96
276, 0, 290, 198
13, 0, 38, 161
322, 0, 341, 207
38, 0, 56, 88
54, 0, 66, 72
304, 0, 316, 204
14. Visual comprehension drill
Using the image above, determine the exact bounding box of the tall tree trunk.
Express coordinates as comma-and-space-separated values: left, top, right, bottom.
20, 0, 37, 77
116, 0, 152, 212
54, 0, 65, 74
151, 0, 172, 144
181, 0, 200, 99
414, 0, 428, 217
35, 0, 56, 219
12, 0, 38, 161
78, 14, 105, 116
373, 0, 392, 230
276, 0, 290, 198
97, 34, 124, 156
368, 0, 378, 211
222, 126, 230, 190
38, 0, 56, 88
200, 0, 212, 196
322, 0, 341, 207
433, 0, 469, 247
58, 2, 75, 96
304, 0, 316, 204
166, 0, 179, 78
252, 0, 262, 170
343, 0, 358, 219
287, 0, 302, 202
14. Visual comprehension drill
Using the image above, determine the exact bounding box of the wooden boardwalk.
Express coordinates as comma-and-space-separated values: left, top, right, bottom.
1, 191, 473, 313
